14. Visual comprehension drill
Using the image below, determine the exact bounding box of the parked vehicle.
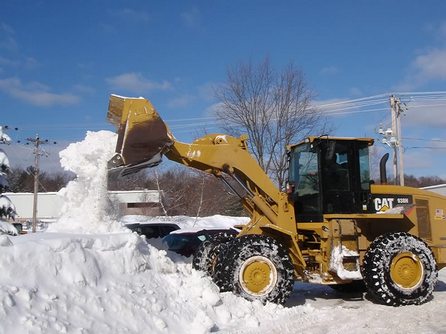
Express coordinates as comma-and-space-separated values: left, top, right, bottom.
22, 220, 49, 233
126, 222, 180, 239
12, 222, 24, 234
162, 227, 239, 257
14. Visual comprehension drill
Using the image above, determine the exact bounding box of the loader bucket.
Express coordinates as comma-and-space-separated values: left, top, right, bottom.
107, 95, 173, 175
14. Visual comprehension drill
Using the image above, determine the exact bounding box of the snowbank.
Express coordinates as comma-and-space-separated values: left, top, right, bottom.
0, 231, 290, 334
2, 230, 446, 334
0, 220, 17, 236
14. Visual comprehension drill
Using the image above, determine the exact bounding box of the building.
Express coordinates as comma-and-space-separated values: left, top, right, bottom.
3, 189, 161, 222
421, 184, 446, 196
109, 190, 161, 216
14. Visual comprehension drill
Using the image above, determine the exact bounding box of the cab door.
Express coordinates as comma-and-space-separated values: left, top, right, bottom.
288, 143, 323, 222
320, 140, 371, 214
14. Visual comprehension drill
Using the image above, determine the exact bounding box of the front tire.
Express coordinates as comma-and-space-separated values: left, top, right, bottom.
362, 232, 437, 306
192, 233, 234, 276
213, 235, 294, 304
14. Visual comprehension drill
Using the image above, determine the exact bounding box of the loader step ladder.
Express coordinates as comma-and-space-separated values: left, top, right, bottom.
330, 219, 362, 279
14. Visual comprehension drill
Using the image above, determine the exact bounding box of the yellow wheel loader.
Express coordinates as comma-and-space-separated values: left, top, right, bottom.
107, 94, 446, 306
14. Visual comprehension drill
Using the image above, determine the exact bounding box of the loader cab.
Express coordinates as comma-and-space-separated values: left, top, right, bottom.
288, 136, 373, 222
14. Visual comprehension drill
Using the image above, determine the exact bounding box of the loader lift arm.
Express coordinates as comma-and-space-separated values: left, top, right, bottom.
107, 95, 305, 271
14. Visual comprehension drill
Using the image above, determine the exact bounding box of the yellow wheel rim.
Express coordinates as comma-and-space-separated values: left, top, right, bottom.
390, 252, 424, 290
239, 256, 278, 296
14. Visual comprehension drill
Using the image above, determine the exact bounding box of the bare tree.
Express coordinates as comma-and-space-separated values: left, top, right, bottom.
7, 167, 74, 192
215, 57, 326, 188
156, 166, 243, 217
153, 168, 168, 216
107, 170, 155, 191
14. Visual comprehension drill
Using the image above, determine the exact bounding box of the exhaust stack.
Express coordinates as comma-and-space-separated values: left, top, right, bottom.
379, 153, 389, 184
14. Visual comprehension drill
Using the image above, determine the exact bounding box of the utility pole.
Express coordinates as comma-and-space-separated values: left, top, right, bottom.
379, 95, 406, 186
390, 95, 406, 186
26, 134, 57, 233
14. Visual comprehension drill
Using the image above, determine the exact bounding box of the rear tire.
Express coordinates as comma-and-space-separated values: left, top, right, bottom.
213, 234, 294, 304
362, 232, 437, 306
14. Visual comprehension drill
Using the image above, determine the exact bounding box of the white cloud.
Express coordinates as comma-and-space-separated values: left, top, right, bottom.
204, 102, 224, 117
397, 21, 446, 90
98, 23, 115, 33
23, 57, 39, 69
402, 100, 446, 128
166, 82, 216, 109
320, 66, 339, 76
197, 82, 216, 101
0, 23, 18, 51
412, 49, 446, 81
404, 150, 433, 169
348, 87, 363, 97
181, 7, 200, 27
401, 136, 446, 178
106, 72, 171, 94
439, 22, 446, 39
73, 84, 95, 95
0, 56, 19, 67
396, 49, 446, 91
167, 94, 195, 109
0, 25, 39, 70
109, 8, 150, 23
2, 141, 66, 173
0, 77, 80, 107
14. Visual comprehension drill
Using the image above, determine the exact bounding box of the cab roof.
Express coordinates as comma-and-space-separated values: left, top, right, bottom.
288, 136, 374, 150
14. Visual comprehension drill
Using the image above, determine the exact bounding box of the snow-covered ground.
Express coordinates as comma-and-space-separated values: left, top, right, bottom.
1, 131, 446, 334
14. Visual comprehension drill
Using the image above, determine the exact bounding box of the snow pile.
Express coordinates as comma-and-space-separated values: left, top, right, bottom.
2, 228, 446, 334
48, 131, 124, 233
0, 231, 298, 333
0, 220, 17, 236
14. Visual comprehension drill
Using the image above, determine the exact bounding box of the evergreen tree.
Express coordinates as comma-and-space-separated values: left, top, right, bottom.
0, 126, 16, 220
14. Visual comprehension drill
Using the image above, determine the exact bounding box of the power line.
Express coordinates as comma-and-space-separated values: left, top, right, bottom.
5, 91, 446, 143
315, 94, 389, 108
324, 107, 388, 117
396, 91, 446, 96
403, 137, 446, 143
404, 102, 446, 109
406, 146, 446, 150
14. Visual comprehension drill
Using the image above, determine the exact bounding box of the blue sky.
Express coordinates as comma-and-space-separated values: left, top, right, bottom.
1, 1, 446, 177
